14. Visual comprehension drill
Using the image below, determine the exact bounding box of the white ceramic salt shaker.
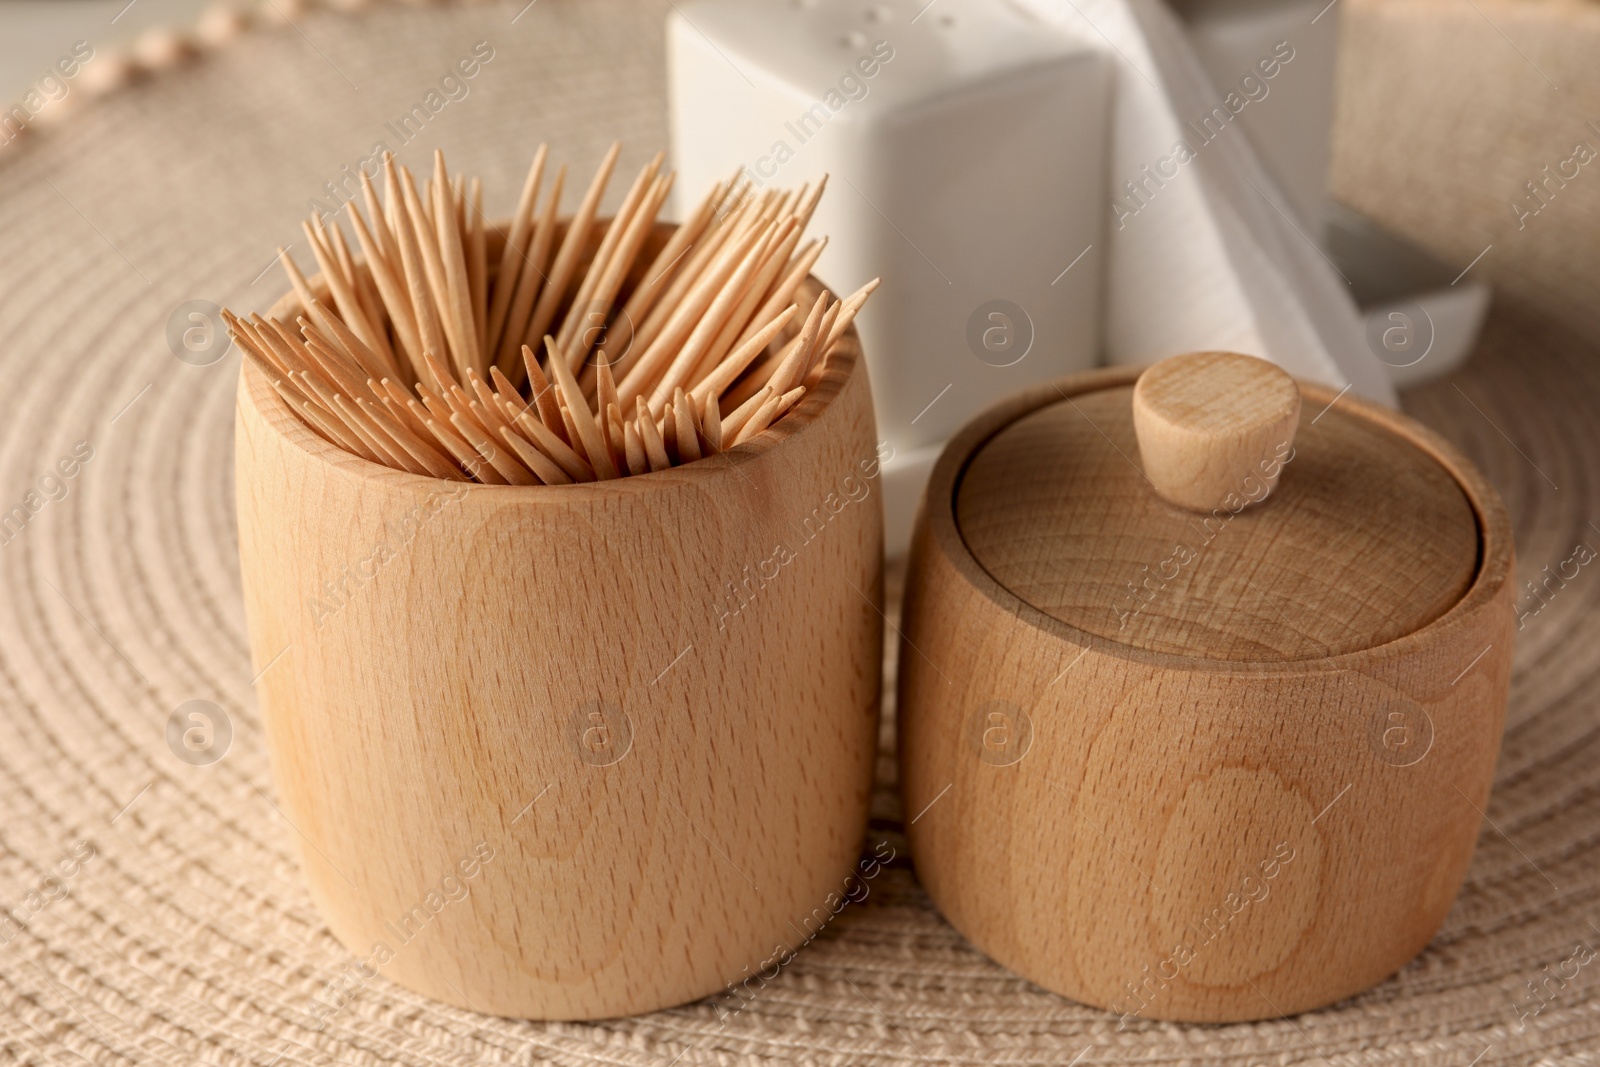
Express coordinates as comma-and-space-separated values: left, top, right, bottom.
668, 0, 1111, 553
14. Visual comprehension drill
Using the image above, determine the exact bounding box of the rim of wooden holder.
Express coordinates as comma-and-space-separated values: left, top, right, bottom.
935, 365, 1513, 673
242, 218, 860, 493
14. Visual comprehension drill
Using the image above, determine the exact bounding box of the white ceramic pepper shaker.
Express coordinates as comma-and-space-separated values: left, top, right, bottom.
668, 0, 1112, 553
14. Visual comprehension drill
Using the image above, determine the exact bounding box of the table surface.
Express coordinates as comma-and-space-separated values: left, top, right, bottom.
0, 0, 210, 103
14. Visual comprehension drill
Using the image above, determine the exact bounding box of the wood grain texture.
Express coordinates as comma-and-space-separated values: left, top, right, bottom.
236, 262, 884, 1019
901, 364, 1514, 1022
1131, 351, 1301, 511
957, 378, 1478, 661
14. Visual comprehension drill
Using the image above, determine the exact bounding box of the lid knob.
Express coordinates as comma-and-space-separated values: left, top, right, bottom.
1132, 352, 1302, 512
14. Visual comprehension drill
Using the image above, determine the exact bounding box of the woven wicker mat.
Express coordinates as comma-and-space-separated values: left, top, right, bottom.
1, 2, 1598, 1064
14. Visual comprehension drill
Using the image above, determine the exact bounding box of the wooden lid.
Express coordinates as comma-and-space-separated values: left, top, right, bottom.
955, 354, 1480, 662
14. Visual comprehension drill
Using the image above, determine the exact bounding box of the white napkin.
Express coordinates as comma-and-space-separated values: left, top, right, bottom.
1012, 0, 1397, 405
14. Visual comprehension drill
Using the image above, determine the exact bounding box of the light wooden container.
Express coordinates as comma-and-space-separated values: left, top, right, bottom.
899, 352, 1514, 1022
235, 224, 883, 1020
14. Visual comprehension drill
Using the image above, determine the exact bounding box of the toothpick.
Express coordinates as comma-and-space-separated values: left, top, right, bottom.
298, 394, 373, 459
325, 218, 391, 371
523, 142, 621, 362
732, 236, 827, 353
793, 173, 828, 233
623, 419, 648, 475
414, 382, 455, 427
432, 150, 481, 378
578, 171, 675, 393
426, 416, 505, 484
697, 217, 799, 380
596, 359, 620, 432
773, 385, 806, 419
606, 402, 629, 474
636, 397, 670, 472
485, 143, 547, 358
813, 277, 879, 369
301, 219, 391, 374
520, 344, 568, 443
617, 213, 771, 411
228, 314, 295, 385
307, 298, 400, 383
293, 323, 379, 405
497, 424, 571, 485
433, 366, 495, 444
399, 163, 459, 370
544, 335, 618, 480
673, 388, 702, 463
348, 203, 424, 382
466, 370, 519, 442
235, 336, 289, 394
273, 376, 326, 425
557, 394, 584, 462
494, 164, 565, 381
450, 411, 536, 485
251, 315, 327, 392
265, 379, 319, 433
702, 392, 723, 453
765, 290, 830, 396
720, 385, 772, 443
359, 167, 400, 269
628, 191, 756, 361
801, 299, 841, 383
500, 394, 595, 482
355, 395, 450, 478
385, 155, 449, 367
646, 218, 780, 412
731, 389, 787, 447
230, 148, 875, 485
597, 176, 722, 370
468, 177, 488, 359
328, 392, 411, 471
689, 304, 796, 407
317, 214, 362, 307
378, 378, 435, 441
277, 246, 320, 320
423, 352, 462, 400
556, 151, 662, 361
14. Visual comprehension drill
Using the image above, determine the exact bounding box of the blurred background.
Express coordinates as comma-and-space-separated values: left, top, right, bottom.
5, 0, 1598, 334
1, 0, 209, 100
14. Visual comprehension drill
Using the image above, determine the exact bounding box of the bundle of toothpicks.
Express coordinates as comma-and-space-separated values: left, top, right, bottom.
225, 143, 877, 484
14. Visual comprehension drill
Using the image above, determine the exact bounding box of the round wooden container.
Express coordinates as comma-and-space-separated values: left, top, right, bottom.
898, 353, 1515, 1022
234, 224, 884, 1019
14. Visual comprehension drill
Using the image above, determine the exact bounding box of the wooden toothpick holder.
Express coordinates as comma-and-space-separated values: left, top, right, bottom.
235, 223, 884, 1019
898, 353, 1515, 1022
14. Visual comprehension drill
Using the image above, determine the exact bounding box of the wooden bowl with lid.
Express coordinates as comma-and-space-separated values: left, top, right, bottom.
898, 351, 1514, 1022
